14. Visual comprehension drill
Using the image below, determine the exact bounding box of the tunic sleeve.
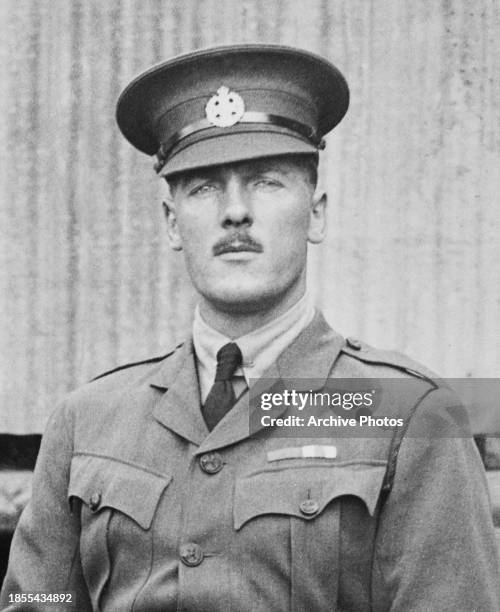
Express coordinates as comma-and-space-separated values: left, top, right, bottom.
0, 402, 92, 611
372, 386, 500, 611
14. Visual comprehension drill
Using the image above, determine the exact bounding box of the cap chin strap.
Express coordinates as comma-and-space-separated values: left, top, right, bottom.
154, 111, 325, 173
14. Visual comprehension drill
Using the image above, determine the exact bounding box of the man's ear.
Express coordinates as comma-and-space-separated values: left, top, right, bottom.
162, 199, 183, 251
307, 191, 327, 244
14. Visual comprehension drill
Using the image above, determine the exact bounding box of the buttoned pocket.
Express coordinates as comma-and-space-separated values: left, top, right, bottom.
68, 454, 171, 611
234, 461, 387, 612
234, 461, 387, 529
69, 453, 171, 529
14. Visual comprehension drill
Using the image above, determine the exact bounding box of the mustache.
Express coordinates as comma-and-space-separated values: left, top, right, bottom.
212, 231, 263, 256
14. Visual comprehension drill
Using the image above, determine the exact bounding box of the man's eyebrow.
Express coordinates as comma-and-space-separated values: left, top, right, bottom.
241, 160, 291, 175
177, 169, 221, 187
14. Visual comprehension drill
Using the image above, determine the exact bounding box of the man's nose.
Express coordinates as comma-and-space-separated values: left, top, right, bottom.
220, 178, 253, 228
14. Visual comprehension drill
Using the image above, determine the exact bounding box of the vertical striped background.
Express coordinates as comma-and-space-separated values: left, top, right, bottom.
1, 0, 499, 432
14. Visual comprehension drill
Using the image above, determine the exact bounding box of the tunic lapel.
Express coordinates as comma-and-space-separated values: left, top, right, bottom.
150, 341, 208, 446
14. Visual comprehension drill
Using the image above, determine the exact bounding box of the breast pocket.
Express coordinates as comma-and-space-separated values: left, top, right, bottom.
234, 461, 387, 612
68, 454, 171, 611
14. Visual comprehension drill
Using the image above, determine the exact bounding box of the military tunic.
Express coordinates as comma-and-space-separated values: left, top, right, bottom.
1, 312, 499, 611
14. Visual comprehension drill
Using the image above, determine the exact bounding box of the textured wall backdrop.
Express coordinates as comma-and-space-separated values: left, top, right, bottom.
1, 0, 499, 433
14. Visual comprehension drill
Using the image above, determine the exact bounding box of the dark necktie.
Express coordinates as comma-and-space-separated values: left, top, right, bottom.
202, 342, 243, 431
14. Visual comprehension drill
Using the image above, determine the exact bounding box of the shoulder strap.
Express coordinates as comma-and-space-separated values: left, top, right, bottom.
341, 337, 439, 384
91, 343, 184, 381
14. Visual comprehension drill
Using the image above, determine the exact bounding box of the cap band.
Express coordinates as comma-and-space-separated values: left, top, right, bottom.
155, 111, 325, 173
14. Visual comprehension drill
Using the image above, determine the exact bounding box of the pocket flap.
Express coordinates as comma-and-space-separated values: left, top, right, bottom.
69, 454, 172, 529
234, 462, 387, 530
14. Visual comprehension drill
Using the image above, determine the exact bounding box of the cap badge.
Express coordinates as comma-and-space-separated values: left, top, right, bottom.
205, 86, 245, 127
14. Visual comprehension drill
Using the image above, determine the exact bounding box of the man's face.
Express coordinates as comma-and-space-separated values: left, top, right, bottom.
164, 155, 326, 314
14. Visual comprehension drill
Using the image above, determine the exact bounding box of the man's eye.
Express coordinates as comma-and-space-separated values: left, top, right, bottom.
253, 178, 282, 190
190, 183, 217, 196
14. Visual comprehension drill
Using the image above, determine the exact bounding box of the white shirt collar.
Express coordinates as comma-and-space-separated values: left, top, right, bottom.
192, 292, 315, 402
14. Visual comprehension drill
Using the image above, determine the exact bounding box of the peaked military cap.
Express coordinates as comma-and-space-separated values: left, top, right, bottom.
116, 43, 349, 178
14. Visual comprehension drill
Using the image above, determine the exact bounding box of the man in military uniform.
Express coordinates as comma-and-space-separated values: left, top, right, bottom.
1, 44, 499, 611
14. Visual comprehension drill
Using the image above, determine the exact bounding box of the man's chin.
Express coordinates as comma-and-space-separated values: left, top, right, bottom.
201, 286, 286, 315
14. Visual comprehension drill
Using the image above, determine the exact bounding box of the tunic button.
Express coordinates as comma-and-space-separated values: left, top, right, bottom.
199, 452, 224, 474
180, 543, 204, 567
89, 492, 101, 512
299, 499, 319, 516
346, 337, 362, 350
